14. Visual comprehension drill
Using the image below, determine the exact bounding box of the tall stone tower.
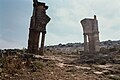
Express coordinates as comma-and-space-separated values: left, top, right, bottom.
28, 0, 51, 54
80, 15, 100, 53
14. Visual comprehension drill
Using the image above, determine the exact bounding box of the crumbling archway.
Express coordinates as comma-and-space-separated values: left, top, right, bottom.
28, 0, 51, 54
81, 15, 100, 53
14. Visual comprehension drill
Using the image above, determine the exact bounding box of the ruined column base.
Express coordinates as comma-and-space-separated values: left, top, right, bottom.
36, 48, 44, 55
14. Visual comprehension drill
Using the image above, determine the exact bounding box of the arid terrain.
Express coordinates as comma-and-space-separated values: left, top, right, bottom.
0, 46, 120, 80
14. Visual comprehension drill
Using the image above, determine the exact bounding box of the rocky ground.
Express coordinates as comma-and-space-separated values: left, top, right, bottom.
0, 49, 120, 80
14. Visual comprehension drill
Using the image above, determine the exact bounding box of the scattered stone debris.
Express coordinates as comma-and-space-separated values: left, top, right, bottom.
71, 51, 120, 65
108, 74, 120, 80
0, 48, 120, 80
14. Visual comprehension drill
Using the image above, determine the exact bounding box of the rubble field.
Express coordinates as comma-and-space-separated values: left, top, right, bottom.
0, 49, 120, 80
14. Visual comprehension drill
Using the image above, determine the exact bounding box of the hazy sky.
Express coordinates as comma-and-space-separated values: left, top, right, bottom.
0, 0, 120, 49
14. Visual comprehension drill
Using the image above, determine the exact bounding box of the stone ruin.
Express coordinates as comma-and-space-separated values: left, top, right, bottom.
27, 0, 100, 55
81, 15, 100, 53
28, 0, 51, 54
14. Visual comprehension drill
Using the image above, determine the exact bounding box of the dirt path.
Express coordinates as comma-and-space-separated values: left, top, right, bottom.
1, 54, 120, 80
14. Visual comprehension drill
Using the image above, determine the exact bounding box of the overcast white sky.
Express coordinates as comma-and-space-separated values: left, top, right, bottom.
0, 0, 120, 49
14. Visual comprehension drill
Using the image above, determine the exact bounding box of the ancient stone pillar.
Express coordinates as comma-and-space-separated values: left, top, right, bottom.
28, 0, 51, 54
88, 33, 95, 53
40, 31, 46, 54
80, 15, 100, 53
84, 33, 88, 52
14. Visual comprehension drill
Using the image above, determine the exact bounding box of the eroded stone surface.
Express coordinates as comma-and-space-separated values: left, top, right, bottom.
81, 15, 100, 53
28, 0, 51, 54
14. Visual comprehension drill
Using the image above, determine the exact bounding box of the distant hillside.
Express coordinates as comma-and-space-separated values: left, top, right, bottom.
45, 40, 120, 54
46, 40, 120, 48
